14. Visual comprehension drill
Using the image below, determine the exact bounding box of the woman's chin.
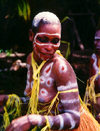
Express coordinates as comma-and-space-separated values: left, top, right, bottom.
40, 54, 53, 61
41, 56, 51, 61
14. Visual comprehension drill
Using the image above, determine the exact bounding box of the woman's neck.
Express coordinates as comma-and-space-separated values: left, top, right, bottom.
33, 51, 43, 65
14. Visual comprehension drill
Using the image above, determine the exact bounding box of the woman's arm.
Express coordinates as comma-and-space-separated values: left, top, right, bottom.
24, 53, 33, 97
45, 59, 80, 130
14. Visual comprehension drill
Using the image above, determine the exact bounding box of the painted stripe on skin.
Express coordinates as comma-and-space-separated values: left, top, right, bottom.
31, 81, 33, 89
26, 64, 30, 70
24, 91, 27, 96
58, 115, 64, 130
26, 64, 31, 79
57, 82, 77, 91
95, 36, 100, 40
37, 116, 42, 126
92, 53, 99, 74
27, 71, 30, 79
35, 41, 60, 47
34, 32, 60, 47
64, 110, 80, 117
65, 113, 75, 129
26, 80, 30, 89
61, 98, 79, 104
29, 115, 42, 127
48, 116, 54, 128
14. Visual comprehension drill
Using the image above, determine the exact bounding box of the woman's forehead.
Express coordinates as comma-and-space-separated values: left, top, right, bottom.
38, 23, 61, 34
35, 32, 61, 38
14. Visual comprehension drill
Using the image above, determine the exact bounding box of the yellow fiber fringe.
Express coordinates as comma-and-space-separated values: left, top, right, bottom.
50, 97, 100, 131
75, 107, 100, 131
47, 88, 78, 115
27, 52, 46, 115
3, 94, 21, 129
41, 116, 51, 131
84, 68, 100, 104
40, 89, 78, 131
84, 68, 100, 115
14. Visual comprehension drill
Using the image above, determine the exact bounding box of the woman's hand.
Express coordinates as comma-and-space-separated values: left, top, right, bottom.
6, 114, 44, 131
6, 115, 32, 131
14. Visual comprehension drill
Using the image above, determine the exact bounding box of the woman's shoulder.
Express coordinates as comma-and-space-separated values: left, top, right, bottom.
53, 53, 71, 68
52, 53, 73, 74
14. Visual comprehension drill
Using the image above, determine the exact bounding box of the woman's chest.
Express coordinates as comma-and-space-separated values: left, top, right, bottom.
38, 73, 57, 103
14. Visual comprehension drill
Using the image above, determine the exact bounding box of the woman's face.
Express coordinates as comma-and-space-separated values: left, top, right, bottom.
94, 30, 100, 54
33, 23, 61, 61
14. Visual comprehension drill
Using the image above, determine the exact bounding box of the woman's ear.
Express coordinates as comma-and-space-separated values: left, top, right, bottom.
29, 29, 34, 42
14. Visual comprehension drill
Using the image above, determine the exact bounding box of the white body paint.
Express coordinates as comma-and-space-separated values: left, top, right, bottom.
40, 88, 48, 96
65, 113, 75, 129
24, 64, 31, 96
92, 53, 99, 74
29, 115, 42, 126
46, 77, 54, 87
43, 62, 53, 77
61, 98, 79, 104
48, 116, 54, 128
59, 63, 67, 73
40, 76, 46, 84
94, 36, 100, 40
57, 82, 77, 91
31, 81, 33, 89
58, 115, 64, 130
24, 91, 27, 96
34, 32, 60, 47
64, 110, 80, 117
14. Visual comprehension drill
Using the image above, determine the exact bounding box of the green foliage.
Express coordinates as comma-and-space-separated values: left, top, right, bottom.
61, 16, 69, 23
18, 0, 31, 21
0, 49, 12, 56
5, 49, 12, 56
61, 41, 71, 59
61, 16, 71, 59
0, 49, 3, 53
0, 0, 31, 21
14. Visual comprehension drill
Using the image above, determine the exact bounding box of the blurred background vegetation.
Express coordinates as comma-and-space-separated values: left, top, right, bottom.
0, 0, 100, 53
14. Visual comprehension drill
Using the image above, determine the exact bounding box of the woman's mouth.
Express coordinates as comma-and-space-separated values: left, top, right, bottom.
40, 51, 53, 56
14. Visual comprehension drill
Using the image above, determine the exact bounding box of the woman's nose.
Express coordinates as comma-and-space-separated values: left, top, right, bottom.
44, 45, 54, 53
45, 45, 52, 51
